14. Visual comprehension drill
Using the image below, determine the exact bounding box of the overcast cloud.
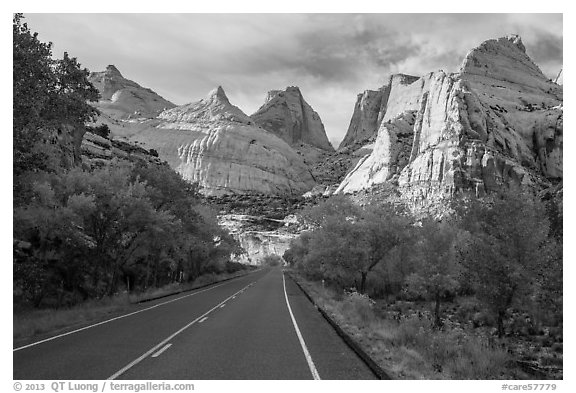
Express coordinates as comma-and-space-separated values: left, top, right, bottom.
23, 13, 563, 147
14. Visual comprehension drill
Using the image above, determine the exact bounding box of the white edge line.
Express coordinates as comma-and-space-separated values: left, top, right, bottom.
14, 270, 262, 352
107, 280, 257, 380
13, 282, 226, 352
282, 273, 321, 380
151, 343, 172, 358
199, 317, 208, 323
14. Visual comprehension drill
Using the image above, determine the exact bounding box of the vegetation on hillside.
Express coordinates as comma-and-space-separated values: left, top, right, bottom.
285, 190, 562, 378
13, 14, 242, 310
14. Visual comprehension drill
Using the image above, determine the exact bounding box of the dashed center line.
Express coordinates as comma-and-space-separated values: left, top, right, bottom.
199, 317, 208, 323
220, 304, 226, 308
151, 344, 172, 358
107, 280, 257, 380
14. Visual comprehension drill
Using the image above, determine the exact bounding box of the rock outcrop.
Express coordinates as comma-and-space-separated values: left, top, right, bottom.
81, 131, 163, 169
131, 87, 316, 196
251, 87, 334, 152
339, 74, 420, 150
218, 214, 296, 265
338, 88, 384, 149
337, 35, 563, 208
208, 194, 312, 265
89, 65, 175, 120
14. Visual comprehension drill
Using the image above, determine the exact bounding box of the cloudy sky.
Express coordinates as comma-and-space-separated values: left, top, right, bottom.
23, 13, 562, 147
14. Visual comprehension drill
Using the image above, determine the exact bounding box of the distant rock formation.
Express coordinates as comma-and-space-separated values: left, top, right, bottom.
339, 74, 419, 150
339, 89, 384, 149
251, 87, 334, 152
131, 87, 316, 196
337, 35, 563, 208
88, 65, 175, 136
218, 214, 296, 265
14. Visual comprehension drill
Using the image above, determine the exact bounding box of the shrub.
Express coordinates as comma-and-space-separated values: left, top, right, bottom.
340, 290, 376, 325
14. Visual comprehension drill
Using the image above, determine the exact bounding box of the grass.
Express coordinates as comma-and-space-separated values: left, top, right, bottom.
291, 272, 521, 379
13, 269, 255, 343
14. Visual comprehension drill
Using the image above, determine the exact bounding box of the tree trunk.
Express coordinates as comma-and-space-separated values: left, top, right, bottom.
360, 272, 368, 294
144, 258, 151, 289
434, 291, 442, 328
497, 310, 506, 338
106, 266, 118, 297
71, 125, 87, 165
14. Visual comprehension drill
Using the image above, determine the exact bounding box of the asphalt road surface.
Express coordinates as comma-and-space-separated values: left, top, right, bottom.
14, 267, 376, 380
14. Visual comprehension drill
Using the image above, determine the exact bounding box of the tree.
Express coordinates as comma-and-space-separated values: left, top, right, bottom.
404, 219, 459, 327
293, 196, 412, 293
354, 202, 411, 293
283, 232, 313, 268
13, 13, 100, 179
455, 189, 551, 337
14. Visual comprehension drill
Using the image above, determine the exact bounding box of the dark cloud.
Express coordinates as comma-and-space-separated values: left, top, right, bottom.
22, 13, 563, 146
526, 30, 563, 65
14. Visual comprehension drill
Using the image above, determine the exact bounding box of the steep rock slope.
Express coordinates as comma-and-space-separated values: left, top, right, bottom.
89, 65, 175, 119
251, 87, 334, 152
131, 87, 316, 196
339, 74, 420, 150
88, 65, 175, 138
339, 89, 383, 149
337, 35, 562, 207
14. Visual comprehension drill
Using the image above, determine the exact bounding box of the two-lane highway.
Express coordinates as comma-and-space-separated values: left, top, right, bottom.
14, 267, 375, 380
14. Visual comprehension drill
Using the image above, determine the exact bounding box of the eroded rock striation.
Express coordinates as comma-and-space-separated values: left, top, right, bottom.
251, 87, 334, 152
81, 131, 163, 169
337, 35, 562, 207
132, 87, 316, 196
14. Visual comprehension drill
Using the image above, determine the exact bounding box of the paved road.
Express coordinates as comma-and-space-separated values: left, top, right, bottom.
14, 267, 375, 380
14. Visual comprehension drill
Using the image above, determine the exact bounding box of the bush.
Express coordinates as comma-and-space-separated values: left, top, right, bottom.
340, 290, 376, 325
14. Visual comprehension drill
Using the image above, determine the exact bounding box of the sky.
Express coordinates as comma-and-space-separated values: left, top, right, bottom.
22, 13, 563, 147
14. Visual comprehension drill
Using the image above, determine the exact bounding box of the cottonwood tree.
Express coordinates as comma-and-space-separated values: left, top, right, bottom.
294, 196, 412, 293
455, 189, 552, 337
404, 219, 459, 327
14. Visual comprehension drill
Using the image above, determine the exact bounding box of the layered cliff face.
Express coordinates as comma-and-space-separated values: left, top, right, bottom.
337, 35, 562, 207
251, 87, 334, 152
89, 65, 175, 120
131, 87, 316, 196
339, 74, 421, 151
338, 89, 383, 149
218, 214, 296, 265
81, 131, 163, 169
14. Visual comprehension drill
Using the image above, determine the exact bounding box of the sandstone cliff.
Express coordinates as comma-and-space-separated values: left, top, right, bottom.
338, 88, 384, 149
131, 87, 316, 196
337, 35, 562, 208
89, 65, 175, 120
251, 87, 334, 152
339, 74, 420, 150
88, 65, 175, 138
218, 214, 296, 265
